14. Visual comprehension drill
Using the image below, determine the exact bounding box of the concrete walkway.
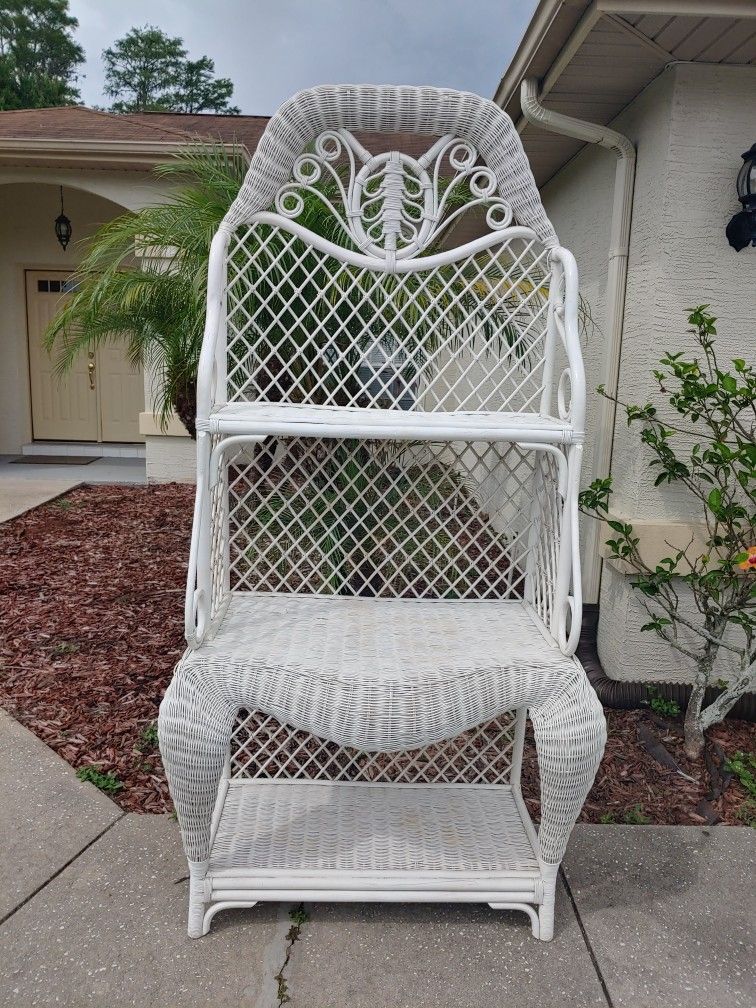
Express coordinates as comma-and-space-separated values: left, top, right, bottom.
0, 474, 81, 522
0, 455, 146, 522
0, 711, 753, 1008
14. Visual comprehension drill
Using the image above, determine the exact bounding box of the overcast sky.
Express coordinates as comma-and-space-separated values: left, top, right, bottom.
68, 0, 537, 116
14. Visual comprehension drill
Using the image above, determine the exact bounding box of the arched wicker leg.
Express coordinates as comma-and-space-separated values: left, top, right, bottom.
159, 664, 236, 933
527, 667, 606, 941
537, 863, 559, 942
530, 667, 606, 867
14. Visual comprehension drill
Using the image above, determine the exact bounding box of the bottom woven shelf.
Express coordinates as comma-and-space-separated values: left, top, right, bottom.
194, 779, 553, 939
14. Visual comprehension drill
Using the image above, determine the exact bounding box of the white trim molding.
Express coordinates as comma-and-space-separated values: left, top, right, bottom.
600, 512, 708, 573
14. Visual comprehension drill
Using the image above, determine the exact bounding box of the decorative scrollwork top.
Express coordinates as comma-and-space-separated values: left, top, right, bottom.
274, 129, 513, 264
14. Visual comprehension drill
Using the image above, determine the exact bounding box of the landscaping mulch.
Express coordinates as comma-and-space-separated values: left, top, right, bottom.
0, 483, 753, 825
0, 484, 192, 813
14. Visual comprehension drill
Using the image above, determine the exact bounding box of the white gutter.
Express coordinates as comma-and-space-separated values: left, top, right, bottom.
520, 77, 636, 603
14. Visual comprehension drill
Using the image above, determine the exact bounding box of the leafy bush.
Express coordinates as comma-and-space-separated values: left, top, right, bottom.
645, 686, 681, 719
580, 307, 755, 758
725, 751, 756, 797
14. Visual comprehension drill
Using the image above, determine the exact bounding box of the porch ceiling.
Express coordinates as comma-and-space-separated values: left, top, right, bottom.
495, 0, 756, 186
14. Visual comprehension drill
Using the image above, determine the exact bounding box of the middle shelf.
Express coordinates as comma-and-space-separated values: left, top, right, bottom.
198, 401, 578, 444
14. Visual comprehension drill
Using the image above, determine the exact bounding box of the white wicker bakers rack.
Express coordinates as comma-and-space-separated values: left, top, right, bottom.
158, 84, 607, 942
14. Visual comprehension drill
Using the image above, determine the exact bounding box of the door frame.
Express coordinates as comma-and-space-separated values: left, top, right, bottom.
24, 266, 145, 444
22, 262, 75, 444
24, 265, 100, 442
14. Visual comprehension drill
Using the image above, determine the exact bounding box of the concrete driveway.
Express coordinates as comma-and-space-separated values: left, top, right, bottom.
0, 710, 753, 1008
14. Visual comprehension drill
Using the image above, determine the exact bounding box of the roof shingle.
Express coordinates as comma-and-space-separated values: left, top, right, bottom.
0, 104, 442, 163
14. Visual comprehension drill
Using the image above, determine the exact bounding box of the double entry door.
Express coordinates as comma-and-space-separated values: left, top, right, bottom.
26, 270, 144, 443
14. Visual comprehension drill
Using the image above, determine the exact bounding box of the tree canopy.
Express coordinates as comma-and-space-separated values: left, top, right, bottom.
0, 0, 84, 110
103, 26, 240, 115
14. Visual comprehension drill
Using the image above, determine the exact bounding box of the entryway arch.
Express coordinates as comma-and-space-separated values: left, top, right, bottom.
0, 181, 145, 449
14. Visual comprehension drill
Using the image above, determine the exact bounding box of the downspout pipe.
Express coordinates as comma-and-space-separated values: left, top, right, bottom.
520, 78, 636, 604
578, 605, 756, 721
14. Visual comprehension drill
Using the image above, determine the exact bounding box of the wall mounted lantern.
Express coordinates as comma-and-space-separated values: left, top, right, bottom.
726, 143, 756, 251
55, 186, 72, 251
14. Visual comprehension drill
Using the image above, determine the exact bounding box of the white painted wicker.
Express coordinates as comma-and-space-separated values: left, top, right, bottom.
158, 84, 606, 942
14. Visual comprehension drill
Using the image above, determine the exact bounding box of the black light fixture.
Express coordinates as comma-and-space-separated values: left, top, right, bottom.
55, 185, 72, 251
726, 142, 756, 251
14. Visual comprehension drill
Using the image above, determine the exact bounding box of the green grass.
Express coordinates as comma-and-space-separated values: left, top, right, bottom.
622, 804, 651, 825
645, 686, 680, 719
275, 904, 310, 1005
136, 721, 159, 753
599, 806, 651, 825
75, 766, 123, 796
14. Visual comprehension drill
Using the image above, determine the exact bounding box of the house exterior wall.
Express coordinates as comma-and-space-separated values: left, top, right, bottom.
540, 62, 756, 683
0, 180, 138, 454
144, 431, 196, 483
132, 244, 195, 482
0, 170, 195, 480
0, 167, 161, 214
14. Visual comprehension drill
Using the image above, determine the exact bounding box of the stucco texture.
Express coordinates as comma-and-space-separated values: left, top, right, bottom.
542, 62, 756, 683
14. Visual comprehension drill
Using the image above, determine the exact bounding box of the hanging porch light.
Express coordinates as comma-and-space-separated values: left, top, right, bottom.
55, 186, 72, 251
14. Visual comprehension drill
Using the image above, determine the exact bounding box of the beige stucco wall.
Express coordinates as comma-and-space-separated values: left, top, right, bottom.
540, 62, 756, 682
0, 169, 195, 481
144, 433, 196, 483
0, 167, 160, 214
0, 179, 139, 454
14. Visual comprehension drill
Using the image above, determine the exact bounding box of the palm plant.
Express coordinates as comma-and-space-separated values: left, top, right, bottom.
45, 141, 549, 436
45, 144, 248, 437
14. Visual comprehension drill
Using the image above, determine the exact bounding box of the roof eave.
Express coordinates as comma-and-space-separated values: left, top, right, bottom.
493, 0, 573, 110
0, 137, 250, 171
495, 0, 756, 125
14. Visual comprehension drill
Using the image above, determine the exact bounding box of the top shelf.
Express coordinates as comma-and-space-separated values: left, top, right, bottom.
198, 402, 578, 445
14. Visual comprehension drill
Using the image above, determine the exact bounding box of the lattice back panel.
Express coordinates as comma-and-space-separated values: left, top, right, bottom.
225, 225, 551, 415
229, 709, 520, 784
212, 438, 561, 604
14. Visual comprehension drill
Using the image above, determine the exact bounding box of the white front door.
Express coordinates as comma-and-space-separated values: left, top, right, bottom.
26, 270, 145, 443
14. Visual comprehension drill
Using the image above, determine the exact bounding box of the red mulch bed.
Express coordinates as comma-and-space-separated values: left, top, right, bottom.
0, 484, 191, 813
1, 483, 753, 824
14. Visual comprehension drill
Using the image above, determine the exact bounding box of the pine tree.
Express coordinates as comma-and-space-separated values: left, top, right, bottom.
0, 0, 84, 110
103, 26, 240, 115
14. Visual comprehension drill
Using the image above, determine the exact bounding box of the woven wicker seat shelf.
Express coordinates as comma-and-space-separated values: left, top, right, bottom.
182, 595, 578, 751
199, 402, 577, 445
201, 779, 544, 936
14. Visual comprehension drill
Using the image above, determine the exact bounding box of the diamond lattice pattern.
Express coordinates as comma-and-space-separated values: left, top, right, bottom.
229, 710, 520, 785
211, 437, 560, 608
225, 224, 552, 415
